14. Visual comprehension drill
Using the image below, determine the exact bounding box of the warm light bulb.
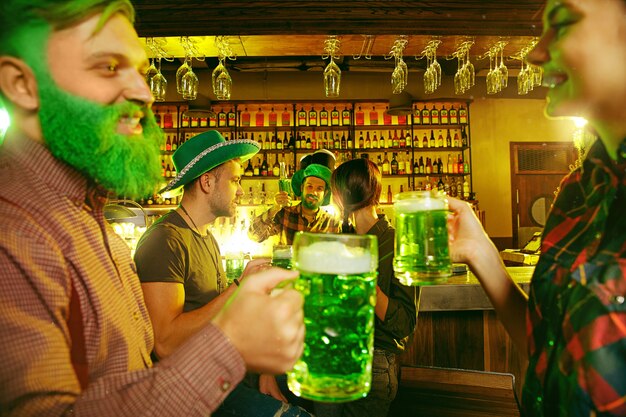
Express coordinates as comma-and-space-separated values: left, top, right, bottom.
572, 117, 588, 128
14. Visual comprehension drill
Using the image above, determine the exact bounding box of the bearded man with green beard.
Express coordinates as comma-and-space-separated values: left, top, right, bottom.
0, 1, 305, 415
249, 149, 341, 245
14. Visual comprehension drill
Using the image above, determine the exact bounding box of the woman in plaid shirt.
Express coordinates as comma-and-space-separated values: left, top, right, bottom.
448, 0, 626, 415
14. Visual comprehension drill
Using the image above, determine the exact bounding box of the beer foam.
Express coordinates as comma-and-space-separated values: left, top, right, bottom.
394, 197, 447, 213
297, 241, 373, 274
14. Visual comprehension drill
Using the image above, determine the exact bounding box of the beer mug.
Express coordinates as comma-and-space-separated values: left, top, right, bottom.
288, 232, 378, 402
224, 251, 245, 285
271, 244, 293, 269
393, 190, 452, 285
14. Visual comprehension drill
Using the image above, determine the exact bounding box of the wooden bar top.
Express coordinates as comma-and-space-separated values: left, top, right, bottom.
418, 266, 534, 312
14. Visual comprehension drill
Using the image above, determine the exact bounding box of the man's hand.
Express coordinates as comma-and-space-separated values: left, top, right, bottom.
269, 191, 291, 217
212, 267, 304, 374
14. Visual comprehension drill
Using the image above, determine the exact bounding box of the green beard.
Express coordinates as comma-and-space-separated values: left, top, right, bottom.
301, 193, 322, 211
37, 79, 163, 199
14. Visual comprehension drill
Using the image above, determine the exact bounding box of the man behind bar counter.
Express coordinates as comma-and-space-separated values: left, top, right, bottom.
0, 1, 304, 415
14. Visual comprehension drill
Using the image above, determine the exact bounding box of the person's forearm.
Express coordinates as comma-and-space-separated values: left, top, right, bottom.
375, 285, 389, 321
154, 285, 238, 359
469, 239, 528, 357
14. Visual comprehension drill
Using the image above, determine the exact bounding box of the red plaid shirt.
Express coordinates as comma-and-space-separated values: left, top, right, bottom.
248, 203, 341, 245
523, 138, 626, 417
0, 134, 245, 416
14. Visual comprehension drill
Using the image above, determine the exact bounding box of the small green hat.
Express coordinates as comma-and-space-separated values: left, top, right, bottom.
160, 130, 259, 194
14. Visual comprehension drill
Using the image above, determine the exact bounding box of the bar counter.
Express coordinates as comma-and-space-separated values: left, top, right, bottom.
399, 266, 534, 400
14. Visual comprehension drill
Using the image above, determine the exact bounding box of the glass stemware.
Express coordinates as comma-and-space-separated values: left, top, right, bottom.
324, 59, 341, 97
212, 59, 232, 100
145, 58, 157, 84
150, 58, 167, 102
181, 62, 198, 100
176, 57, 191, 95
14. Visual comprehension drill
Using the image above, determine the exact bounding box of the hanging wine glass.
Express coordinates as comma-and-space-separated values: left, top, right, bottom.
145, 58, 158, 83
181, 60, 198, 100
176, 56, 191, 95
150, 57, 167, 102
324, 58, 341, 97
212, 58, 232, 100
498, 46, 509, 89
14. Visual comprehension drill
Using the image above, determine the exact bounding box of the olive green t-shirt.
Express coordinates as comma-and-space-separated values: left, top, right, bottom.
134, 210, 225, 312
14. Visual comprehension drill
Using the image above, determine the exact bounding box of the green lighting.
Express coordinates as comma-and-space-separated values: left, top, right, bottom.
0, 107, 9, 143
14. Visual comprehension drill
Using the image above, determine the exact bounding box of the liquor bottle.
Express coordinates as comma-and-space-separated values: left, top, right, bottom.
441, 105, 449, 124
397, 153, 405, 175
437, 130, 444, 148
288, 133, 295, 150
413, 105, 421, 125
244, 160, 254, 177
369, 106, 379, 125
227, 108, 236, 127
281, 107, 291, 126
261, 154, 269, 177
334, 134, 341, 150
217, 108, 227, 127
457, 154, 464, 174
387, 185, 393, 204
421, 106, 431, 125
447, 154, 453, 174
372, 132, 378, 148
165, 163, 171, 178
276, 133, 283, 150
268, 108, 277, 126
437, 176, 445, 192
241, 108, 251, 126
414, 156, 420, 174
422, 133, 428, 148
320, 107, 329, 126
383, 106, 392, 125
438, 157, 444, 174
459, 105, 468, 124
199, 115, 208, 128
463, 179, 470, 200
297, 107, 307, 126
365, 132, 371, 148
181, 112, 190, 128
165, 134, 172, 152
404, 152, 412, 174
464, 158, 470, 174
431, 106, 440, 124
190, 116, 199, 128
308, 107, 318, 126
392, 130, 399, 148
253, 157, 260, 176
391, 153, 399, 175
358, 132, 364, 149
449, 106, 458, 124
331, 106, 340, 126
405, 131, 412, 148
255, 107, 264, 127
171, 134, 178, 151
376, 155, 383, 173
397, 113, 407, 125
382, 152, 390, 175
272, 154, 280, 177
432, 157, 439, 174
446, 129, 452, 147
399, 130, 406, 148
342, 106, 352, 126
386, 130, 394, 148
347, 132, 353, 149
418, 156, 425, 174
283, 132, 289, 150
453, 131, 460, 147
425, 158, 432, 174
209, 109, 217, 127
429, 130, 436, 148
306, 134, 312, 150
461, 126, 468, 147
163, 109, 173, 129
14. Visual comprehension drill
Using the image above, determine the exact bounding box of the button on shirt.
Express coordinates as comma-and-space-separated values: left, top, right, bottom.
523, 138, 626, 417
0, 134, 244, 416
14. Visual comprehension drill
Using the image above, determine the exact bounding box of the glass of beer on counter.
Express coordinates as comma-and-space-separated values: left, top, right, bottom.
288, 232, 378, 402
224, 251, 245, 285
393, 190, 452, 285
271, 244, 293, 269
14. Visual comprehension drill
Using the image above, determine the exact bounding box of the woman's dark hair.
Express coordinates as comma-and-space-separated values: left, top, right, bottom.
331, 158, 382, 230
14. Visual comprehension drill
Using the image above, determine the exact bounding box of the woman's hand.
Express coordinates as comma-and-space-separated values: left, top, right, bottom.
447, 197, 494, 267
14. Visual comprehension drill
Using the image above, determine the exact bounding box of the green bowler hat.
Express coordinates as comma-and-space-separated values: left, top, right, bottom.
160, 130, 259, 195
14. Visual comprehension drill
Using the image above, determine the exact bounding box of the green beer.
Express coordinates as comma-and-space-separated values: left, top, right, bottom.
393, 191, 452, 285
278, 178, 292, 196
288, 234, 378, 402
225, 252, 244, 285
272, 245, 293, 269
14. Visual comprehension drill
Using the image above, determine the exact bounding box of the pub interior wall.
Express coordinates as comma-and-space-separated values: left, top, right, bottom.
166, 70, 578, 239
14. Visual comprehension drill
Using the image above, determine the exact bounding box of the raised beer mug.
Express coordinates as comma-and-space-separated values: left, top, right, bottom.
288, 232, 378, 402
393, 190, 452, 285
